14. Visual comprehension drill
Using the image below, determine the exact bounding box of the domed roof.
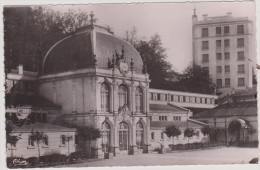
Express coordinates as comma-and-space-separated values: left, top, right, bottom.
42, 25, 143, 75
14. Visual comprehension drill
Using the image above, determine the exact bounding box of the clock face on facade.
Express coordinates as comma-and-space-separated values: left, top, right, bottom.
119, 61, 129, 74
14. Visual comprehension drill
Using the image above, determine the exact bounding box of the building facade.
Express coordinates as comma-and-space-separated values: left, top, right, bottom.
191, 87, 258, 145
6, 15, 221, 159
192, 11, 255, 93
38, 21, 151, 157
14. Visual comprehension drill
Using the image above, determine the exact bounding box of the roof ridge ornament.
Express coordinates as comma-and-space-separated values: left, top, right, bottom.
90, 11, 95, 26
121, 45, 125, 59
130, 58, 134, 71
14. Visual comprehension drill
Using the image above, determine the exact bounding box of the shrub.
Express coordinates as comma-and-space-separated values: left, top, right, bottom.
154, 147, 161, 152
27, 157, 38, 166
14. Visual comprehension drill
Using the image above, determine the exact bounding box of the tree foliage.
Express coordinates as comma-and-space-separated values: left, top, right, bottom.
201, 126, 220, 142
125, 28, 215, 94
6, 120, 20, 147
30, 129, 48, 158
4, 6, 93, 73
184, 128, 195, 138
172, 65, 216, 94
125, 29, 178, 89
165, 125, 181, 138
77, 126, 101, 141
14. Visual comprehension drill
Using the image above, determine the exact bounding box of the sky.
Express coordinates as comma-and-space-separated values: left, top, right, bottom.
47, 1, 255, 72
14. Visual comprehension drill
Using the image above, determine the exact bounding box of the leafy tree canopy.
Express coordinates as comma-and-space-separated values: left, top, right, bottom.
77, 125, 101, 141
201, 126, 220, 142
164, 125, 181, 138
184, 128, 195, 138
4, 6, 93, 73
125, 27, 215, 94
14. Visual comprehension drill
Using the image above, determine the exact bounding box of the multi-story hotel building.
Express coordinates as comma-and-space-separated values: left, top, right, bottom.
192, 11, 255, 94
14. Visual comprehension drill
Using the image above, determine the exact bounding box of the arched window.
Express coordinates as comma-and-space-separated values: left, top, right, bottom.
101, 83, 109, 112
118, 85, 128, 108
100, 122, 111, 152
136, 121, 144, 149
135, 87, 143, 112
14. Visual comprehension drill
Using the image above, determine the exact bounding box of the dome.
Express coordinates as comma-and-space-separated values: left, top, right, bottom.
42, 25, 143, 75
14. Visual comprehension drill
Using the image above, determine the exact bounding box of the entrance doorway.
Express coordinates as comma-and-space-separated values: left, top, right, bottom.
101, 122, 111, 152
118, 122, 129, 152
136, 121, 144, 150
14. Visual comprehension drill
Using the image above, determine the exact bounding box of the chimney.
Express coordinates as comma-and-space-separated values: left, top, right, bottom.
227, 12, 232, 17
18, 64, 23, 75
202, 14, 208, 20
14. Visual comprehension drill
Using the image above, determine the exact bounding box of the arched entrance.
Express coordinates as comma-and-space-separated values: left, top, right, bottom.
136, 121, 144, 150
118, 122, 129, 152
228, 118, 248, 145
100, 122, 111, 152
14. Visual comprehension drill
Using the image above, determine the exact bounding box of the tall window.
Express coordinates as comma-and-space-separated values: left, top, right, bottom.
44, 136, 49, 145
151, 132, 154, 140
237, 25, 244, 34
224, 26, 230, 34
216, 40, 221, 48
202, 28, 208, 37
202, 41, 209, 50
237, 38, 244, 47
135, 87, 143, 112
225, 65, 230, 73
238, 65, 245, 74
202, 54, 209, 63
224, 39, 230, 47
60, 135, 66, 145
217, 66, 222, 73
216, 27, 221, 35
28, 136, 34, 146
217, 79, 222, 88
225, 78, 230, 87
237, 51, 244, 61
224, 52, 230, 60
238, 78, 245, 86
161, 132, 164, 140
118, 85, 128, 108
157, 93, 161, 100
101, 83, 110, 112
216, 53, 222, 60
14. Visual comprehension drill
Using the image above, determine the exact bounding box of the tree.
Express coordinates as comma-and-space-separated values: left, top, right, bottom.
184, 128, 195, 144
172, 65, 215, 94
125, 28, 214, 93
126, 31, 177, 89
76, 126, 101, 156
30, 130, 48, 159
4, 6, 93, 72
6, 120, 21, 157
201, 126, 220, 142
164, 125, 181, 145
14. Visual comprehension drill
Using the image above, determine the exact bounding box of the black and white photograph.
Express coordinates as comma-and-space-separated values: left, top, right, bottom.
2, 0, 259, 168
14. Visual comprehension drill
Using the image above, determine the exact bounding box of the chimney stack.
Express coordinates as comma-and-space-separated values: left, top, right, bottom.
227, 12, 232, 17
202, 14, 208, 20
18, 64, 23, 75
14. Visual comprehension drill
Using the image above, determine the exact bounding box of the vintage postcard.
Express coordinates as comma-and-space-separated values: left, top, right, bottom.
2, 0, 259, 169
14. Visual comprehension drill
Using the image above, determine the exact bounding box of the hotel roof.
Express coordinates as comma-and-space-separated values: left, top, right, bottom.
12, 122, 77, 133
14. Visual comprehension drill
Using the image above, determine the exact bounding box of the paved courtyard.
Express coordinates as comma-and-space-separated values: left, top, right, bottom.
56, 147, 259, 167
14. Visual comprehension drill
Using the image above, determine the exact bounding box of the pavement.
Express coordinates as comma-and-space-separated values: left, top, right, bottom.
55, 147, 259, 167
